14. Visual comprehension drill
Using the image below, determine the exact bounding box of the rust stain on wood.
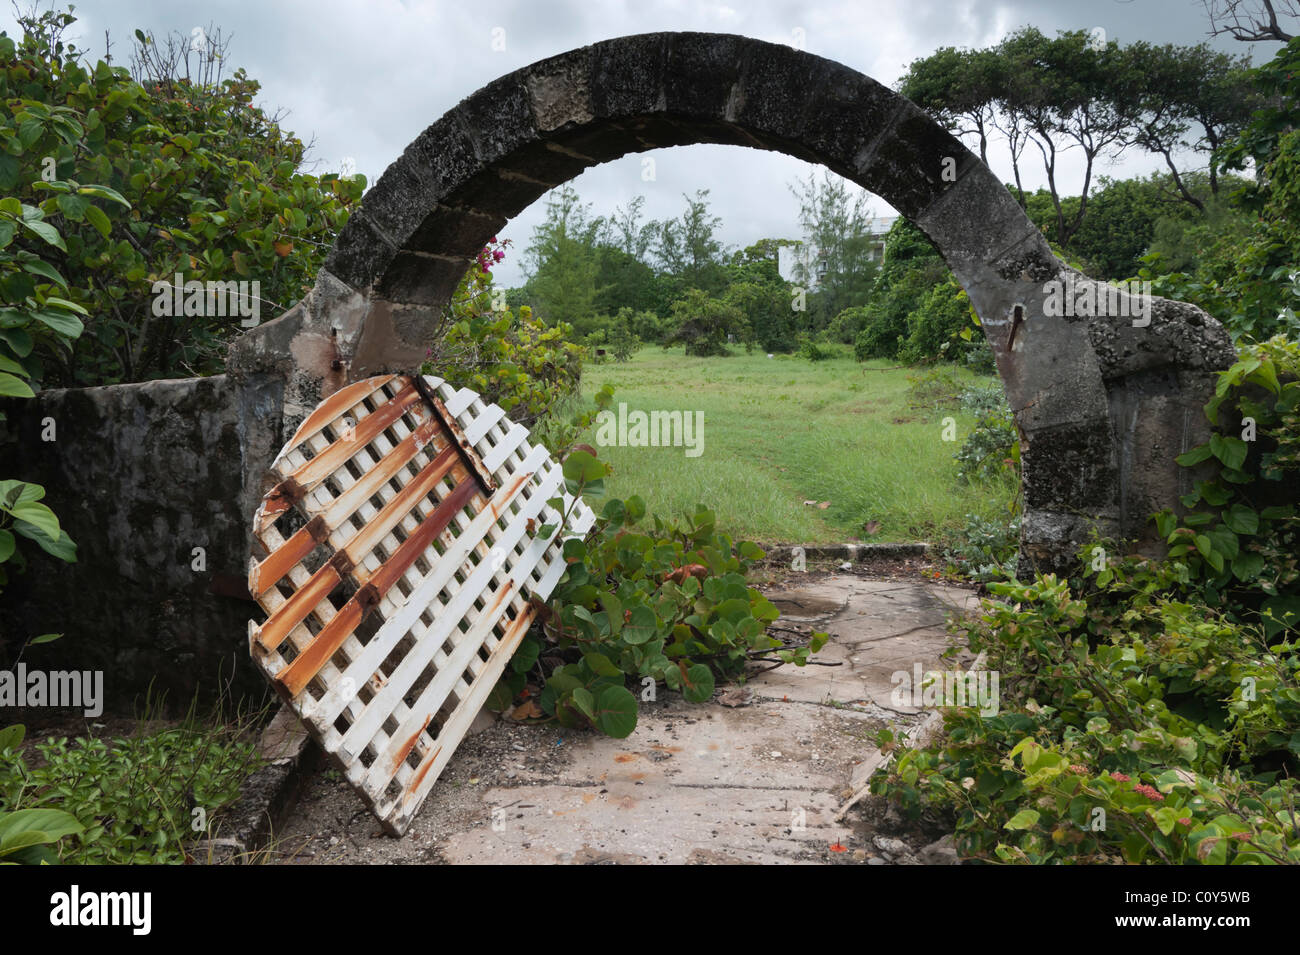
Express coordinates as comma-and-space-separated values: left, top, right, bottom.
247, 373, 594, 835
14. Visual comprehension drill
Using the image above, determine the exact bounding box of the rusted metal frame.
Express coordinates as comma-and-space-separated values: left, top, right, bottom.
253, 523, 421, 772
303, 442, 552, 735
288, 384, 423, 490
382, 607, 538, 832
255, 400, 446, 652
280, 400, 464, 759
412, 374, 497, 496
252, 424, 429, 767
335, 449, 561, 758
364, 574, 523, 801
276, 475, 483, 699
250, 514, 330, 597
314, 415, 443, 535
248, 373, 602, 834
280, 374, 398, 451
338, 446, 463, 583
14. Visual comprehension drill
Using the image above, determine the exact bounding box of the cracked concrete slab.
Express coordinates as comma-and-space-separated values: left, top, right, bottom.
269, 575, 978, 865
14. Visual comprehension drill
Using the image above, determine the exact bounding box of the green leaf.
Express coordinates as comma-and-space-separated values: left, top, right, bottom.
1175, 445, 1213, 467
31, 309, 83, 339
0, 723, 23, 751
5, 500, 59, 539
510, 638, 540, 675
1232, 551, 1265, 581
83, 202, 112, 237
0, 808, 84, 853
12, 522, 76, 562
593, 685, 638, 738
1223, 504, 1259, 535
561, 450, 606, 484
20, 259, 65, 286
582, 651, 621, 678
0, 329, 33, 358
76, 184, 131, 208
0, 529, 12, 563
571, 686, 596, 719
680, 663, 715, 703
28, 633, 61, 645
20, 219, 66, 251
0, 372, 34, 398
1004, 809, 1040, 831
1209, 434, 1248, 470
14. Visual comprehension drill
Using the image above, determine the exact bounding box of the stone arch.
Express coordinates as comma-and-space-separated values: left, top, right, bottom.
230, 31, 1236, 574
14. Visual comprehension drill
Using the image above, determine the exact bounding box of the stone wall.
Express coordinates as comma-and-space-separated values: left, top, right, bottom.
0, 373, 285, 710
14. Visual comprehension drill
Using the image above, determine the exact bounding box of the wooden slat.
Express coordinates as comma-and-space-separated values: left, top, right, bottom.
276, 476, 483, 699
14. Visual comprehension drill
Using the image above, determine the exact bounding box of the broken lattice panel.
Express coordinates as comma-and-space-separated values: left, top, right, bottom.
248, 373, 593, 835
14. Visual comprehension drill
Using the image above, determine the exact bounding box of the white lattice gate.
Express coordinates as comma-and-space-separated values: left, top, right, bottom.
247, 373, 593, 835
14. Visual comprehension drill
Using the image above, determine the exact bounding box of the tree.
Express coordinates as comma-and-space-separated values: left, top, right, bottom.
667, 288, 747, 357
592, 245, 659, 317
0, 7, 364, 385
522, 184, 603, 336
788, 170, 877, 330
901, 29, 1254, 242
1203, 0, 1299, 41
721, 239, 798, 351
603, 195, 655, 262
651, 190, 726, 295
899, 46, 1005, 165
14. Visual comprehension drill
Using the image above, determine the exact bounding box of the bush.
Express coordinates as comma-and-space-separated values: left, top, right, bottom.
941, 512, 1020, 583
826, 305, 869, 344
964, 337, 997, 375
422, 239, 584, 431
0, 8, 363, 385
1151, 335, 1300, 631
667, 288, 748, 356
486, 453, 827, 739
899, 277, 975, 364
797, 336, 831, 362
0, 706, 264, 863
872, 336, 1300, 864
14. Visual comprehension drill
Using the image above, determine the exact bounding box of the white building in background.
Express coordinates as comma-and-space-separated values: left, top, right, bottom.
778, 215, 898, 288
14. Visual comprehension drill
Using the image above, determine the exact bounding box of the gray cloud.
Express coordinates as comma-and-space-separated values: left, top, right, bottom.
2, 0, 1276, 286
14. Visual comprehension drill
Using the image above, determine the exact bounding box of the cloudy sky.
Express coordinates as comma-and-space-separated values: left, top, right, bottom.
2, 1, 1282, 286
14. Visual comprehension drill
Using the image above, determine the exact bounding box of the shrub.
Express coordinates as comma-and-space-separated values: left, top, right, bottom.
872, 572, 1300, 864
0, 9, 363, 385
422, 239, 584, 431
797, 336, 831, 362
899, 278, 975, 364
941, 512, 1020, 583
486, 453, 827, 738
0, 706, 264, 863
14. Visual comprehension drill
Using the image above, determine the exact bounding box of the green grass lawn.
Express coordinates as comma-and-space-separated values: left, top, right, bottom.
572, 345, 1016, 546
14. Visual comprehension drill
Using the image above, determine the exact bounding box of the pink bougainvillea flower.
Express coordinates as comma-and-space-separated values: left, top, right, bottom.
1133, 784, 1164, 801
1109, 772, 1131, 782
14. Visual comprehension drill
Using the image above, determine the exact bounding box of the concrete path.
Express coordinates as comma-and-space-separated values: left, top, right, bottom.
271, 573, 978, 864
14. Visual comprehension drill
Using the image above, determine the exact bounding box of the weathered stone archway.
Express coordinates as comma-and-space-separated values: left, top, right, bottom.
231, 31, 1236, 573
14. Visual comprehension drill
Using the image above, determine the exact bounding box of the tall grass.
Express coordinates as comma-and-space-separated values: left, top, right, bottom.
575, 345, 1016, 545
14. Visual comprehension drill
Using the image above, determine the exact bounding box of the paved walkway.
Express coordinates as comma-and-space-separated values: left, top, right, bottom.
271, 573, 977, 864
